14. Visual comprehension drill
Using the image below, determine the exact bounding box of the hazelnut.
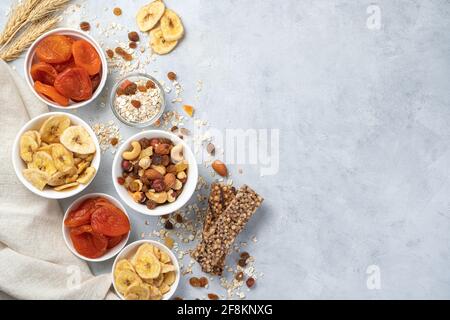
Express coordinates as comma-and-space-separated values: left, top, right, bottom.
176, 171, 186, 180
146, 199, 157, 209
138, 157, 151, 169
167, 190, 176, 203
173, 179, 183, 191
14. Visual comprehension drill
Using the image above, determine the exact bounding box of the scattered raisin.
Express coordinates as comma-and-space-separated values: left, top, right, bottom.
246, 277, 255, 288
164, 220, 174, 230
170, 126, 178, 132
189, 277, 201, 287
152, 154, 162, 165
173, 296, 183, 300
199, 277, 208, 287
240, 252, 250, 260
175, 213, 183, 223
238, 258, 247, 267
129, 41, 137, 49
117, 177, 125, 185
167, 71, 177, 81
146, 80, 156, 89
128, 31, 140, 42
110, 137, 118, 146
235, 271, 244, 281
80, 21, 90, 31
208, 293, 219, 300
115, 47, 132, 61
106, 49, 114, 59
162, 214, 170, 219
131, 100, 141, 108
113, 7, 122, 16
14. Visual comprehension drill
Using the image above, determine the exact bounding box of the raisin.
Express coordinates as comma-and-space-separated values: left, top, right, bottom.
246, 277, 255, 288
152, 179, 166, 192
146, 80, 156, 89
164, 220, 174, 230
175, 213, 183, 223
131, 100, 141, 108
235, 271, 244, 281
167, 71, 177, 81
110, 137, 118, 146
189, 277, 200, 287
208, 293, 219, 300
152, 155, 162, 165
170, 126, 178, 132
113, 7, 122, 16
80, 21, 90, 31
106, 49, 114, 59
199, 277, 208, 287
115, 47, 132, 61
129, 41, 137, 49
240, 252, 250, 260
128, 31, 140, 42
173, 296, 183, 300
238, 258, 247, 267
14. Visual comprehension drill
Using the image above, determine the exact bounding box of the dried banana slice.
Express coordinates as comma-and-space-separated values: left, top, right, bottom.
150, 26, 178, 55
147, 284, 162, 300
23, 168, 50, 190
77, 167, 96, 184
23, 130, 41, 145
76, 161, 90, 175
159, 283, 170, 295
51, 143, 74, 172
159, 251, 171, 264
60, 126, 95, 155
115, 269, 142, 295
152, 273, 164, 287
124, 283, 150, 300
28, 151, 57, 175
114, 260, 135, 279
160, 9, 184, 41
163, 271, 175, 286
37, 144, 53, 154
160, 262, 175, 274
48, 166, 77, 186
136, 0, 165, 31
53, 182, 79, 191
131, 243, 155, 265
20, 134, 39, 162
134, 251, 161, 280
39, 115, 71, 144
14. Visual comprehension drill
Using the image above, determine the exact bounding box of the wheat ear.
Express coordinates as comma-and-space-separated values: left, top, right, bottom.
0, 0, 40, 45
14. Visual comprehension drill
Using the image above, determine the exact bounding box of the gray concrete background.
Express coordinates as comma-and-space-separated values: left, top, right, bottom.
1, 0, 450, 299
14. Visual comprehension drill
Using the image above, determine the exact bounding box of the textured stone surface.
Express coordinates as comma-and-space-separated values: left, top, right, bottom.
1, 0, 450, 299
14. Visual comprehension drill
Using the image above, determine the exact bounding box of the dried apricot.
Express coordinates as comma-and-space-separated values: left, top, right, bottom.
70, 227, 108, 259
51, 57, 75, 73
106, 235, 124, 249
90, 74, 101, 91
30, 62, 58, 85
35, 35, 73, 64
72, 40, 101, 76
34, 81, 69, 106
54, 67, 92, 101
91, 205, 130, 237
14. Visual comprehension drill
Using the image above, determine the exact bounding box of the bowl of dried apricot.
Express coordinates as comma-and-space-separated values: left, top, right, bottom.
63, 193, 131, 262
24, 28, 107, 109
112, 130, 198, 216
12, 112, 100, 199
112, 240, 180, 300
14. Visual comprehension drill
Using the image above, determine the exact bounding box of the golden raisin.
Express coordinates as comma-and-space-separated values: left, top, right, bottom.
164, 236, 174, 249
79, 21, 90, 31
113, 7, 122, 16
167, 71, 177, 81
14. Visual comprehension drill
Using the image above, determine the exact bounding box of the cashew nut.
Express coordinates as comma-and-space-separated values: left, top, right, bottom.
176, 171, 186, 180
151, 164, 166, 176
173, 179, 183, 191
145, 191, 168, 204
170, 144, 184, 163
138, 156, 151, 169
122, 141, 142, 160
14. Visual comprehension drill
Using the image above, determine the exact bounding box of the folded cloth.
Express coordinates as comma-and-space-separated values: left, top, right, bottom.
0, 60, 116, 300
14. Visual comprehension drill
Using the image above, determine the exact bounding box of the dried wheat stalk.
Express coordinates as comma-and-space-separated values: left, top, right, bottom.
0, 0, 40, 45
0, 16, 59, 62
28, 0, 70, 23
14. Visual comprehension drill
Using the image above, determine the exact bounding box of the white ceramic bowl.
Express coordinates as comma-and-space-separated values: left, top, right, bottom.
12, 112, 101, 199
112, 239, 180, 300
24, 28, 108, 109
62, 193, 131, 262
112, 130, 198, 216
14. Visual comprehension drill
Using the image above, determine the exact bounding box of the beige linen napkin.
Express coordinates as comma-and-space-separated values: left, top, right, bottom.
0, 60, 116, 300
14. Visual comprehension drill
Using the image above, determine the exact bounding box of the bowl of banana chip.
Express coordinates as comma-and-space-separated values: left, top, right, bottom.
12, 112, 100, 199
112, 240, 180, 300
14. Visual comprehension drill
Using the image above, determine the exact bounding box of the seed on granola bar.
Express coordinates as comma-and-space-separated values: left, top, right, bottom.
80, 21, 90, 31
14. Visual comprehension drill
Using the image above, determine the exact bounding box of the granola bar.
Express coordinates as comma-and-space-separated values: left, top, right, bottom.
192, 185, 263, 275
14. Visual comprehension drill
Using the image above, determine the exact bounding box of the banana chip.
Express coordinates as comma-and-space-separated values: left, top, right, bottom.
53, 182, 79, 191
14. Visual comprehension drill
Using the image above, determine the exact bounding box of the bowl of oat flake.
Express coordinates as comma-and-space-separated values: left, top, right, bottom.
110, 73, 165, 127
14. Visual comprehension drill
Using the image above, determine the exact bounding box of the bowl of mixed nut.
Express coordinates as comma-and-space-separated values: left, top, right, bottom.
110, 73, 165, 127
112, 130, 198, 216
